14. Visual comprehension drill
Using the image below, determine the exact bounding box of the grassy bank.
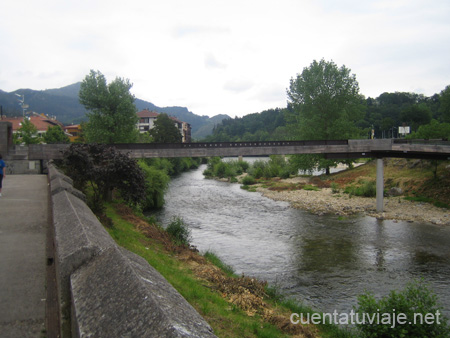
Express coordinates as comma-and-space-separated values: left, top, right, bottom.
326, 158, 450, 208
240, 158, 450, 209
103, 202, 356, 338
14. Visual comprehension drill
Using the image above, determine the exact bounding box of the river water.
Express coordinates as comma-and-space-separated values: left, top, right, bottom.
153, 163, 450, 318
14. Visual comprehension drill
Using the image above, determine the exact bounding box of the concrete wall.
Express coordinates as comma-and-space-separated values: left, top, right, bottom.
48, 163, 216, 338
0, 122, 13, 155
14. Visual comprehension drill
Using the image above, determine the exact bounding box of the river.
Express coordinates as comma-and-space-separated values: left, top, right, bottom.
153, 163, 450, 318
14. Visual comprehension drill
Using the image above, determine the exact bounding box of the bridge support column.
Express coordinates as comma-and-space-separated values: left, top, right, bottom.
376, 158, 384, 213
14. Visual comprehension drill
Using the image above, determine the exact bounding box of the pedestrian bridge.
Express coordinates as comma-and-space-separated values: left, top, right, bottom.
22, 138, 450, 214
25, 138, 450, 161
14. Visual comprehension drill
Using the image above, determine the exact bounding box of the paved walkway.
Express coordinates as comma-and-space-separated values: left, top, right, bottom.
0, 175, 48, 338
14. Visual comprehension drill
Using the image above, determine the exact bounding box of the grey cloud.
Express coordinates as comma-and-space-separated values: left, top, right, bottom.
205, 53, 227, 69
255, 85, 286, 103
223, 79, 254, 93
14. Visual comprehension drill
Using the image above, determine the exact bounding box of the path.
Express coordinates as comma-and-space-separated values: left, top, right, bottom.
0, 175, 49, 338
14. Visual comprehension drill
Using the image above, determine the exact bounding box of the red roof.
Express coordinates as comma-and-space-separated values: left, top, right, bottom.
1, 115, 63, 132
137, 109, 159, 118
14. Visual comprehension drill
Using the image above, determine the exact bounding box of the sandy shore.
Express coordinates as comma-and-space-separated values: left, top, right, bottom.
254, 178, 450, 226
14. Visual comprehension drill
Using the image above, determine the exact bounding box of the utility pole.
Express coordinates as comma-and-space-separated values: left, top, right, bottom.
15, 93, 29, 117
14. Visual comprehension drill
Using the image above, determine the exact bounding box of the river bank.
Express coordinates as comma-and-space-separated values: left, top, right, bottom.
255, 177, 450, 225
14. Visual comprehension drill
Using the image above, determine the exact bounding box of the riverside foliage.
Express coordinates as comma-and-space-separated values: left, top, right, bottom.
203, 156, 296, 182
355, 280, 449, 337
60, 144, 201, 214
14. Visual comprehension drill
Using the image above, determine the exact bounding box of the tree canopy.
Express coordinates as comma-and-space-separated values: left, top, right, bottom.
61, 143, 146, 209
79, 70, 138, 143
149, 113, 182, 143
286, 59, 365, 140
15, 118, 41, 145
43, 125, 70, 144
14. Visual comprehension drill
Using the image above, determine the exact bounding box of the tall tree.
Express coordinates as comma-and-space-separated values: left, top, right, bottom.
439, 85, 450, 123
286, 59, 365, 140
149, 113, 182, 143
79, 70, 138, 143
286, 59, 365, 174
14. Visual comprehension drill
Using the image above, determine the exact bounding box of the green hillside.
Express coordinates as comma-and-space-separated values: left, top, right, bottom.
0, 83, 230, 139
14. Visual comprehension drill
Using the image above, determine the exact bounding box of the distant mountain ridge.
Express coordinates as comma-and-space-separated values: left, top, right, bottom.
0, 83, 230, 139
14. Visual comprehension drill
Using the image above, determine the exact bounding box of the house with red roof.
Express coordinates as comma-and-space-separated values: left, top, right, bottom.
1, 113, 65, 138
137, 109, 191, 143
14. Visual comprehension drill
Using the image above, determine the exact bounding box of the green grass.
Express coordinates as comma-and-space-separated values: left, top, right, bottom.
204, 251, 235, 276
404, 196, 450, 209
303, 184, 321, 191
104, 203, 293, 337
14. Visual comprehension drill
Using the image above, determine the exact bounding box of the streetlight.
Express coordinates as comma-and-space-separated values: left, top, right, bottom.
15, 93, 28, 117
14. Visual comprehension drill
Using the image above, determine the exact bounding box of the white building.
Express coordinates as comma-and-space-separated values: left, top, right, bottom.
136, 109, 191, 143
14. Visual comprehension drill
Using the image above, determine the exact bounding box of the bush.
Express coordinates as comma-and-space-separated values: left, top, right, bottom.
241, 175, 256, 185
331, 182, 340, 194
237, 160, 250, 172
214, 161, 228, 178
355, 280, 449, 338
252, 167, 264, 179
138, 160, 170, 210
166, 216, 191, 246
345, 180, 376, 197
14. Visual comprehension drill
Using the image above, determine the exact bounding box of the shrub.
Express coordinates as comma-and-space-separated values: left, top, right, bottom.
203, 168, 213, 178
166, 216, 191, 246
345, 180, 376, 197
331, 182, 340, 194
138, 160, 170, 210
214, 161, 227, 178
241, 175, 256, 185
355, 280, 449, 338
253, 167, 264, 179
237, 160, 250, 172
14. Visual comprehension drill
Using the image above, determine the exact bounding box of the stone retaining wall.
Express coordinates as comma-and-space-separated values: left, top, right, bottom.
47, 163, 216, 338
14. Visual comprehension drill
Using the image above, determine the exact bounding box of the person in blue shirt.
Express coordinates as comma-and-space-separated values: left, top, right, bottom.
0, 154, 5, 197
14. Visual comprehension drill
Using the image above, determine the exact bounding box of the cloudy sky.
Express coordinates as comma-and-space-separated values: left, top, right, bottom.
1, 0, 449, 118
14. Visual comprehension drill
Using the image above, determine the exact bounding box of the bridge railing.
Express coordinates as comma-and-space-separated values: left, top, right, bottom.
393, 138, 449, 146
113, 139, 349, 150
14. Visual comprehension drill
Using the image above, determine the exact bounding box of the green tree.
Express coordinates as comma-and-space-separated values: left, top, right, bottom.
61, 143, 146, 212
79, 70, 139, 143
400, 103, 432, 132
149, 113, 182, 143
439, 85, 450, 123
43, 125, 70, 144
286, 59, 365, 173
408, 119, 450, 140
287, 58, 365, 140
16, 118, 41, 145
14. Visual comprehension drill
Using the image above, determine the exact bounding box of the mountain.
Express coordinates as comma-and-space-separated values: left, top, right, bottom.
0, 83, 230, 140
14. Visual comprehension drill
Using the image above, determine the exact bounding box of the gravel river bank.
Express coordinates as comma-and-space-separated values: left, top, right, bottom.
255, 177, 450, 226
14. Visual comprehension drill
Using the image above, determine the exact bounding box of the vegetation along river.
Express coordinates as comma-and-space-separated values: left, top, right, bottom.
154, 163, 450, 318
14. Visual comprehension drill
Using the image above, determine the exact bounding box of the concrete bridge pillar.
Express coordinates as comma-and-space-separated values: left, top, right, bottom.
376, 158, 384, 213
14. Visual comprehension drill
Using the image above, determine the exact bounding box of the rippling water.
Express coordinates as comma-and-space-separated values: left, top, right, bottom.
153, 164, 450, 317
